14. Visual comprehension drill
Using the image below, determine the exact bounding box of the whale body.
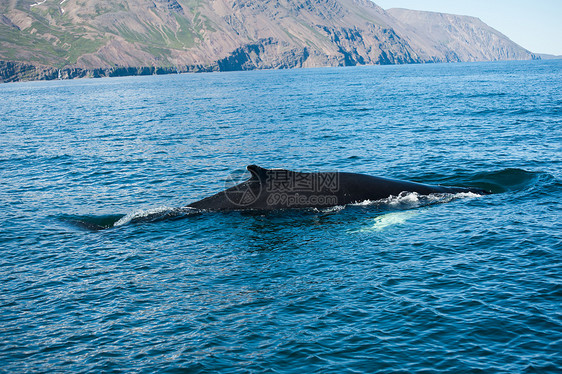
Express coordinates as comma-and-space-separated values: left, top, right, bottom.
187, 165, 489, 211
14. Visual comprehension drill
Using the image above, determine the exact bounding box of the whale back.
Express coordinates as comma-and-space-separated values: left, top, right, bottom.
187, 165, 488, 211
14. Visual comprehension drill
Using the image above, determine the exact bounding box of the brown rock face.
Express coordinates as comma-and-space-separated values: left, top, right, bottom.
0, 0, 537, 82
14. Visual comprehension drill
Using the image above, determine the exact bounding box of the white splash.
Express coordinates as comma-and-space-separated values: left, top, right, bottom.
317, 205, 346, 213
353, 191, 482, 209
114, 206, 197, 227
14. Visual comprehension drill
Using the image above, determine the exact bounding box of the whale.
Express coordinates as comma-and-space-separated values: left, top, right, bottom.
187, 165, 490, 211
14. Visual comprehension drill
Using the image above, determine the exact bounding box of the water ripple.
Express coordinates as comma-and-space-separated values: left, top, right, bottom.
1, 61, 561, 372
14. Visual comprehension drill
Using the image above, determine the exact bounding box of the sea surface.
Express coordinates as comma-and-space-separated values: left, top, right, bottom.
1, 60, 561, 373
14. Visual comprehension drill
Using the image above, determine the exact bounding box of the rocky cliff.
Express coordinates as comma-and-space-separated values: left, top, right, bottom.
386, 8, 536, 62
0, 0, 538, 82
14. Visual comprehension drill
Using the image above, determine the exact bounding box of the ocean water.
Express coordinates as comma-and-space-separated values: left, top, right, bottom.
1, 60, 561, 372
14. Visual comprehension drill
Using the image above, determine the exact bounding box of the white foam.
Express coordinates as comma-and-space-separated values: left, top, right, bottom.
352, 191, 482, 209
317, 205, 346, 213
114, 206, 197, 227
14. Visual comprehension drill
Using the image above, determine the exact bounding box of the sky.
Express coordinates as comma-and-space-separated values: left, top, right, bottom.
374, 0, 562, 56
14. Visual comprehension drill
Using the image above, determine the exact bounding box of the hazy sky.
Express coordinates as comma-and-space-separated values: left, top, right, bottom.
374, 0, 562, 55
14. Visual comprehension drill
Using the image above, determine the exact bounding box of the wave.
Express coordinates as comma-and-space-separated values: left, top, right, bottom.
59, 206, 200, 231
58, 214, 126, 231
468, 168, 550, 194
113, 206, 200, 226
422, 168, 552, 195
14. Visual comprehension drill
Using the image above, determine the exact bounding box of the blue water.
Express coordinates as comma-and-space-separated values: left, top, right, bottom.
1, 60, 561, 372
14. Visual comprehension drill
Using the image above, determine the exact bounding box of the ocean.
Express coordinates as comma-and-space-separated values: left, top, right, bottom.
1, 60, 561, 372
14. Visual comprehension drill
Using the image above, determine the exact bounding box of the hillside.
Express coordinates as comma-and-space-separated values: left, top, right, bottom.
0, 0, 538, 82
386, 8, 535, 62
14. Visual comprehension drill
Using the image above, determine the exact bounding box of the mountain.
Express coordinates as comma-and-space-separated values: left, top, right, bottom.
386, 8, 536, 62
0, 0, 538, 82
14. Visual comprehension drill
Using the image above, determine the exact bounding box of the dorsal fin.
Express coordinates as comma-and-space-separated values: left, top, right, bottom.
247, 165, 269, 182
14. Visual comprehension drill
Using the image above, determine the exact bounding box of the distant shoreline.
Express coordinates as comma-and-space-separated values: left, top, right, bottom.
1, 57, 550, 84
